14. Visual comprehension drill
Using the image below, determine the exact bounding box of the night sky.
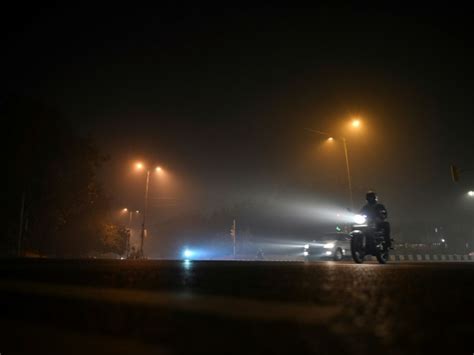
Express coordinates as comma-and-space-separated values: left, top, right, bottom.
3, 5, 474, 245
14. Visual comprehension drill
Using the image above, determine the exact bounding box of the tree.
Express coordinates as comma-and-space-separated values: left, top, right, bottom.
1, 94, 112, 257
100, 223, 129, 256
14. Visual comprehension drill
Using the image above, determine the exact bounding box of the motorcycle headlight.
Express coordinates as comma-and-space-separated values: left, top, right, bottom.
323, 242, 335, 249
353, 214, 367, 224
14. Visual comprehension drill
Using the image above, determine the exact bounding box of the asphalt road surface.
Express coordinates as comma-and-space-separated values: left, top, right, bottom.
0, 259, 473, 355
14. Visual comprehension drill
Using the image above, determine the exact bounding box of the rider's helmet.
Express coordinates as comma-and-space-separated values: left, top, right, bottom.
366, 191, 377, 204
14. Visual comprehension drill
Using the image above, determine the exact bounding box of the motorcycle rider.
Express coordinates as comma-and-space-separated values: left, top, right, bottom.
360, 191, 392, 248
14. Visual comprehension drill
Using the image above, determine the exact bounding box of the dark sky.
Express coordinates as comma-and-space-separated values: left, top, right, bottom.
3, 5, 474, 233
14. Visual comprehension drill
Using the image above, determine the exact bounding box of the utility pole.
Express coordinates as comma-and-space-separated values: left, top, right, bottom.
230, 219, 236, 258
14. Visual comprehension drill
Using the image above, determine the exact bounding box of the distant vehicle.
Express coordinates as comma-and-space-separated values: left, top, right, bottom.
303, 233, 351, 261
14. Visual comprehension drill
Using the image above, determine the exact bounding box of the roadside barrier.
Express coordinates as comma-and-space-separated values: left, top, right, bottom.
232, 254, 474, 262
392, 254, 473, 261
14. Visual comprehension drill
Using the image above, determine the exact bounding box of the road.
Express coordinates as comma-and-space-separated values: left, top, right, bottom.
0, 259, 473, 354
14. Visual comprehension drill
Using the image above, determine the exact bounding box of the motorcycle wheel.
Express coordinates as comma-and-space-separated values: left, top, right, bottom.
376, 250, 389, 264
351, 235, 365, 264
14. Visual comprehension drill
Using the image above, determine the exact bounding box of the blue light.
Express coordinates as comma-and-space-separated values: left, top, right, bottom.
183, 249, 193, 259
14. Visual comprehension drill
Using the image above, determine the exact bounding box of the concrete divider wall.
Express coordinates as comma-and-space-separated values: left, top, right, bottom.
390, 254, 474, 261
238, 253, 473, 262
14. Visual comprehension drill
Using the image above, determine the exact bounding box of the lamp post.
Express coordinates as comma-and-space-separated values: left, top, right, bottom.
121, 208, 139, 228
128, 210, 140, 227
134, 163, 162, 258
306, 119, 361, 210
121, 208, 139, 258
341, 137, 354, 210
141, 169, 150, 258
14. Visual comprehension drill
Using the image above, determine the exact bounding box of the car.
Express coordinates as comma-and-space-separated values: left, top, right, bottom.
303, 232, 351, 261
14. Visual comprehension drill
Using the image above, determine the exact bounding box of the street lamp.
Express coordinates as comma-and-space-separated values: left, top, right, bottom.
121, 208, 140, 226
121, 208, 140, 228
351, 119, 361, 128
306, 119, 362, 210
121, 208, 140, 258
134, 162, 163, 258
468, 191, 474, 197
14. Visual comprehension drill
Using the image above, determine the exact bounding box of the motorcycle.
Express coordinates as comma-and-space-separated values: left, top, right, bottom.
350, 214, 391, 264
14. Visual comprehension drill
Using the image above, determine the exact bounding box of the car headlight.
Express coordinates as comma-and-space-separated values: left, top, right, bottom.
323, 243, 335, 249
303, 251, 309, 256
304, 244, 309, 249
353, 214, 367, 224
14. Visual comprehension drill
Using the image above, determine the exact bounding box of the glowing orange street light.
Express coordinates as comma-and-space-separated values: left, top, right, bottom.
122, 208, 128, 213
155, 166, 162, 172
328, 137, 334, 141
351, 119, 361, 128
135, 162, 144, 170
